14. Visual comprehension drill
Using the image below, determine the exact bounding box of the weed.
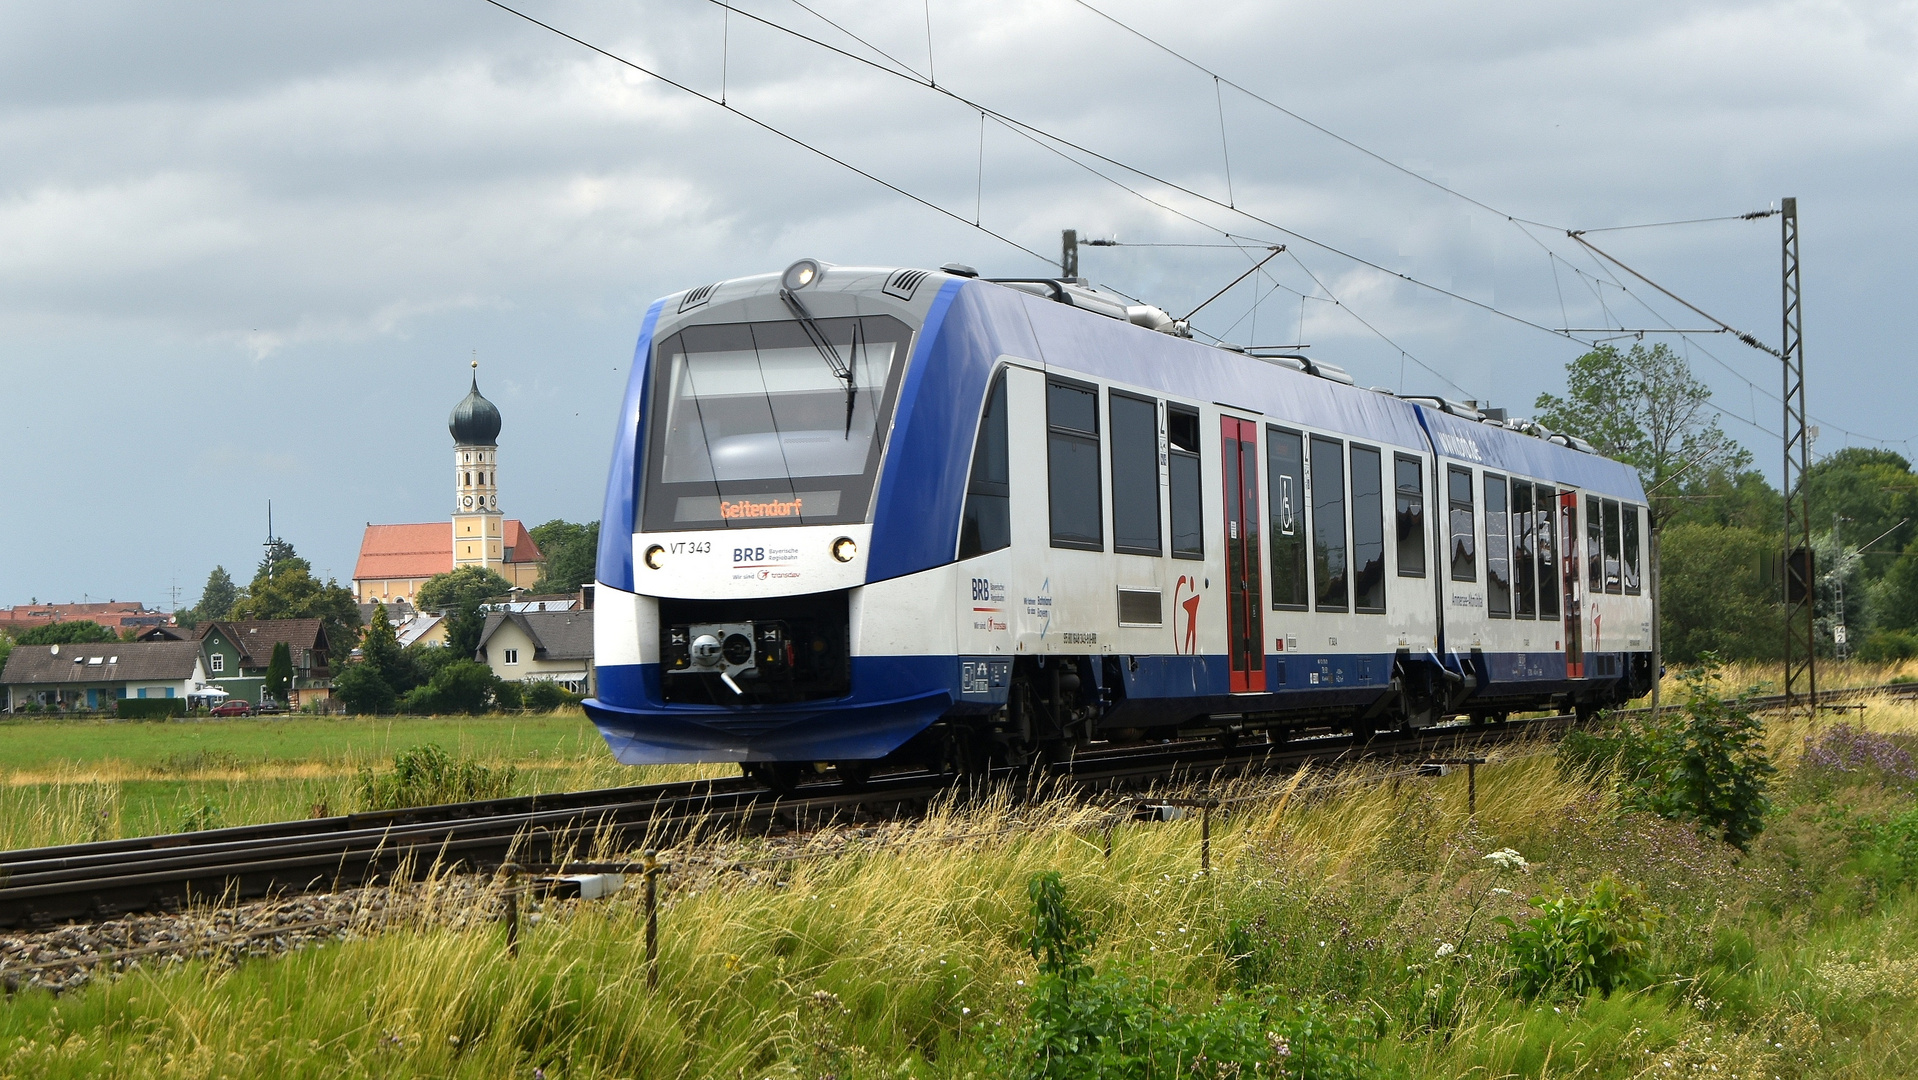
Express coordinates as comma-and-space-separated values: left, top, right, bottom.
1497, 873, 1661, 999
1558, 654, 1775, 849
355, 743, 516, 810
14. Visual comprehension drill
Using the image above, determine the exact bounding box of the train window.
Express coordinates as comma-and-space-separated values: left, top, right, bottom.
1395, 455, 1426, 578
958, 369, 1010, 558
1351, 445, 1385, 613
1312, 435, 1349, 610
1447, 465, 1475, 582
1267, 426, 1308, 608
1109, 392, 1162, 556
1586, 493, 1604, 592
1512, 481, 1536, 618
1484, 474, 1511, 618
1536, 485, 1560, 620
1603, 499, 1623, 594
1623, 505, 1643, 594
1168, 406, 1204, 559
1047, 379, 1103, 550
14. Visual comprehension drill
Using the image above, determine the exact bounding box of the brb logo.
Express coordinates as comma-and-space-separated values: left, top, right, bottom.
732, 547, 767, 564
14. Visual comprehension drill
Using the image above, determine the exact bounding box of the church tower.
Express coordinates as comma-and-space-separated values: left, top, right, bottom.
449, 360, 505, 571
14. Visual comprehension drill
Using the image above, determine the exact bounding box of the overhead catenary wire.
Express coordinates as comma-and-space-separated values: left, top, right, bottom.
477, 0, 1056, 270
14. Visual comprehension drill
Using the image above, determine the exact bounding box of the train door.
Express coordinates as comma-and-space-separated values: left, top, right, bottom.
1221, 417, 1266, 692
1559, 489, 1584, 678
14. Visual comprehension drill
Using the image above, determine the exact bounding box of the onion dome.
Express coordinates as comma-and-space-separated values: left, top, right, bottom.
449, 361, 502, 445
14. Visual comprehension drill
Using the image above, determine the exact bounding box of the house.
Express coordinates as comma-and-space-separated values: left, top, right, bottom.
0, 601, 170, 635
197, 619, 334, 708
1, 640, 206, 713
476, 609, 594, 695
396, 613, 447, 648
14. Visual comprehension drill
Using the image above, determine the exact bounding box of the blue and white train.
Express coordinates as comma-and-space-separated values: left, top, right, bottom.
585, 260, 1655, 782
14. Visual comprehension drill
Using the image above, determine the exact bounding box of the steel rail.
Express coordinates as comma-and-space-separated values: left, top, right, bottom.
3, 682, 1910, 928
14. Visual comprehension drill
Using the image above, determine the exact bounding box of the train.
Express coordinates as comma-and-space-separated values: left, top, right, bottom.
584, 259, 1656, 786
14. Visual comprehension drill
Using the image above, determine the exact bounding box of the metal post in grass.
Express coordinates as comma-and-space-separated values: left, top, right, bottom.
1103, 818, 1114, 860
1425, 757, 1486, 818
1201, 803, 1211, 873
643, 849, 660, 990
499, 862, 523, 958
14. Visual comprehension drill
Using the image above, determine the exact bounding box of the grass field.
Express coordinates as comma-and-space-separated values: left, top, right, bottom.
0, 711, 727, 849
5, 691, 1918, 1077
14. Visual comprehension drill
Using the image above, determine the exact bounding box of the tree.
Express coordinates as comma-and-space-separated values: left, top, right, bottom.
1535, 343, 1736, 528
400, 660, 500, 715
416, 566, 515, 613
360, 602, 413, 693
332, 662, 396, 715
529, 519, 599, 595
177, 566, 241, 629
0, 632, 13, 677
230, 548, 362, 655
15, 621, 118, 646
1804, 449, 1918, 568
1659, 524, 1780, 664
264, 641, 293, 702
258, 537, 298, 581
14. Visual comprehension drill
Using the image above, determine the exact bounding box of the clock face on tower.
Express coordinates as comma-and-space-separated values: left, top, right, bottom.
462, 495, 474, 508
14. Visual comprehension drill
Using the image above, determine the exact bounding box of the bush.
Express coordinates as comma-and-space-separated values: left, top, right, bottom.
1006, 872, 1383, 1080
356, 743, 516, 810
330, 662, 395, 715
15, 621, 118, 646
1557, 654, 1775, 849
1850, 805, 1918, 893
524, 681, 567, 711
116, 698, 187, 720
397, 660, 501, 715
1498, 873, 1661, 999
492, 680, 523, 711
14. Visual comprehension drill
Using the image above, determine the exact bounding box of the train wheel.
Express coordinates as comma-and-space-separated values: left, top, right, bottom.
743, 762, 806, 794
834, 761, 872, 790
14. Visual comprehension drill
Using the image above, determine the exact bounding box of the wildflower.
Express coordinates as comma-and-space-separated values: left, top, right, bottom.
1484, 848, 1529, 872
1491, 887, 1512, 895
1435, 942, 1457, 959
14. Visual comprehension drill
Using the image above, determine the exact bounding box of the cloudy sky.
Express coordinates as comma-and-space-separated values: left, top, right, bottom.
3, 0, 1912, 610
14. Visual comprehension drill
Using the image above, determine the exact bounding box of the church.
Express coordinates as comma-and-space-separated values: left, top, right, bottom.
351, 363, 546, 608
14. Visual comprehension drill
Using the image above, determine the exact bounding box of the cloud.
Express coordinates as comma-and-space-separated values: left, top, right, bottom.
0, 0, 1911, 603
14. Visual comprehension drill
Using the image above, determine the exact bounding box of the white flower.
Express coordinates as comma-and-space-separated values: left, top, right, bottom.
1484, 848, 1530, 872
1435, 943, 1457, 958
1492, 887, 1513, 896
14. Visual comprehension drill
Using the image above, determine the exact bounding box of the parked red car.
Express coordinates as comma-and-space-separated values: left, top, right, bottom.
210, 699, 255, 717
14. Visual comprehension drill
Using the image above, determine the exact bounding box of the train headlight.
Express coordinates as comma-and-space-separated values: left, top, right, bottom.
782, 258, 822, 291
644, 544, 665, 570
831, 536, 858, 563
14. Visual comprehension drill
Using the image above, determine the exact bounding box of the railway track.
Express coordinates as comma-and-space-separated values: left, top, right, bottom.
2, 680, 1909, 929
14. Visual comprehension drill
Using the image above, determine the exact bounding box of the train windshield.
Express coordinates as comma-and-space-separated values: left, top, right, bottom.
640, 314, 915, 531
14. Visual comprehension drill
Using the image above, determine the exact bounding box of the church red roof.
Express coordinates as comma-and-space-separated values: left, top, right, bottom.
353, 521, 543, 582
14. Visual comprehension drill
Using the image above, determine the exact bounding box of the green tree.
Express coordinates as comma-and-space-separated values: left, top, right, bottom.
1534, 342, 1736, 527
264, 641, 293, 702
400, 660, 500, 715
0, 632, 13, 677
14, 621, 118, 646
1659, 523, 1780, 663
230, 547, 362, 655
529, 519, 599, 595
1804, 448, 1918, 573
416, 566, 514, 612
331, 662, 396, 715
177, 566, 241, 629
360, 602, 412, 693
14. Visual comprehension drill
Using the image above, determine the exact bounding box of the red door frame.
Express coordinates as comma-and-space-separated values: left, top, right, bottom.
1559, 490, 1585, 679
1221, 417, 1266, 692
